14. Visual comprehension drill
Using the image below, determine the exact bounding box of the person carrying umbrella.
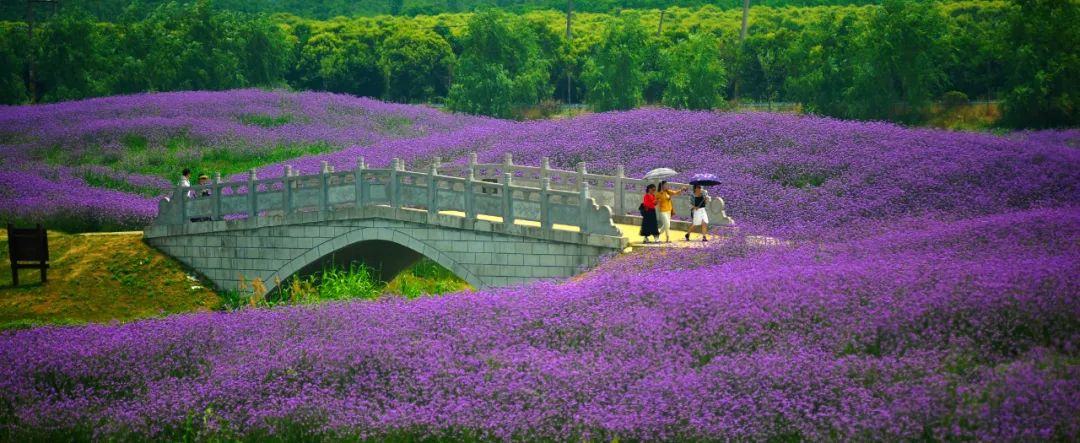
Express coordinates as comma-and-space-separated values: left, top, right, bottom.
685, 173, 720, 242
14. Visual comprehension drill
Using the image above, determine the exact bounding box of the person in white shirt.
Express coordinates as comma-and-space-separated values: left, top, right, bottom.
179, 168, 193, 199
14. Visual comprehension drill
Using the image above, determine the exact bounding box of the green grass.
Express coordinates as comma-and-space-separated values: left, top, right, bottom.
238, 113, 298, 128
0, 231, 221, 329
81, 170, 166, 197
225, 259, 471, 311
34, 132, 342, 188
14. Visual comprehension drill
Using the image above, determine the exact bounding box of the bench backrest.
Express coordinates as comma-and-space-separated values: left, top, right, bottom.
7, 224, 48, 262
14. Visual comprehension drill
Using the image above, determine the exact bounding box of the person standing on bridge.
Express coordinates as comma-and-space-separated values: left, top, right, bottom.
179, 168, 193, 199
686, 184, 711, 242
656, 181, 685, 243
640, 184, 660, 243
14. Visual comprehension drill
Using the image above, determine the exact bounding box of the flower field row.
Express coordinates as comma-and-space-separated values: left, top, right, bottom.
1, 208, 1078, 440
3, 91, 1079, 238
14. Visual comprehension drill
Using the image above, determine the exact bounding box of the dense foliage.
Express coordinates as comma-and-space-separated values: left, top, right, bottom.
0, 91, 1079, 439
2, 0, 1077, 127
3, 0, 885, 20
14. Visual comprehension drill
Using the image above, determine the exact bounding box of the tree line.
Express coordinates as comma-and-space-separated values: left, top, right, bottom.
1, 0, 1076, 128
1, 1, 883, 21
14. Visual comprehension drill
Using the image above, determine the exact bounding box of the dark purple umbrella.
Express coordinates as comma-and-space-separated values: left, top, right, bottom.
688, 173, 721, 187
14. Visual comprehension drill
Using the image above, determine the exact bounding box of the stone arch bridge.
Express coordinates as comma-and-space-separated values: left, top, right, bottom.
144, 153, 733, 292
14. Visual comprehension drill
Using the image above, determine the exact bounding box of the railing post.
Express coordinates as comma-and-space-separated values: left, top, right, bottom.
432, 156, 441, 171
427, 164, 438, 214
541, 157, 550, 181
614, 164, 625, 216
540, 177, 551, 230
503, 172, 514, 225
389, 158, 400, 209
355, 157, 366, 209
176, 187, 187, 223
465, 168, 476, 219
577, 161, 587, 191
282, 165, 293, 216
320, 161, 330, 212
503, 152, 513, 173
468, 152, 478, 169
248, 168, 258, 219
213, 171, 223, 221
579, 182, 591, 234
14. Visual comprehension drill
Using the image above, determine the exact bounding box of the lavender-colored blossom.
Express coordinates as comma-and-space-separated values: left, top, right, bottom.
0, 91, 1078, 440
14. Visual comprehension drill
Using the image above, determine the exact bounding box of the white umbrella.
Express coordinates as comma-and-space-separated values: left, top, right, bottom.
643, 167, 678, 180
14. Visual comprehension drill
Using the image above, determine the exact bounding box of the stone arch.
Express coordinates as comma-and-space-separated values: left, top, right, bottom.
264, 226, 485, 294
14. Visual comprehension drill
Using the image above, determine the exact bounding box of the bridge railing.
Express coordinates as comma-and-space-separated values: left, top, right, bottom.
434, 152, 734, 227
154, 157, 623, 236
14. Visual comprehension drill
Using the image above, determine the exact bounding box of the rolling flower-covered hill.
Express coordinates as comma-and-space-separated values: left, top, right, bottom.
2, 90, 1078, 237
0, 89, 491, 231
1, 90, 1079, 440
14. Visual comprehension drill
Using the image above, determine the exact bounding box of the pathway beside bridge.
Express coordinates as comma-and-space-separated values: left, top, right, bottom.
144, 154, 734, 292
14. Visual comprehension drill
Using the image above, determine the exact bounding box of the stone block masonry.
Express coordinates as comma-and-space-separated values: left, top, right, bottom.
145, 205, 625, 293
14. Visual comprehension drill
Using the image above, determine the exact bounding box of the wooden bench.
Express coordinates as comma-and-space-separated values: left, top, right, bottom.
7, 224, 49, 286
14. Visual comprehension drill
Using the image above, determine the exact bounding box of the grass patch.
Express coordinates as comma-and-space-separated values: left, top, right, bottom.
196, 142, 338, 177
81, 170, 166, 197
385, 259, 471, 298
121, 133, 149, 153
0, 231, 220, 328
0, 232, 469, 329
376, 116, 414, 136
770, 165, 829, 188
238, 113, 296, 128
229, 259, 471, 310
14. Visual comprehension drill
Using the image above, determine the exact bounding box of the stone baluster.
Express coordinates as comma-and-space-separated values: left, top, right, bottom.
282, 166, 293, 215
503, 152, 513, 172
355, 157, 366, 208
320, 161, 330, 212
614, 164, 625, 216
247, 168, 258, 218
579, 182, 591, 234
503, 172, 514, 225
577, 161, 587, 191
213, 171, 223, 220
465, 168, 476, 219
428, 163, 439, 215
540, 177, 551, 230
389, 158, 400, 209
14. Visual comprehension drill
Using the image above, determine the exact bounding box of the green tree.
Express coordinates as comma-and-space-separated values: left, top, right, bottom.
1000, 0, 1080, 128
446, 11, 552, 117
784, 10, 859, 117
31, 13, 106, 102
583, 14, 650, 111
844, 0, 948, 121
379, 28, 454, 102
662, 33, 727, 110
296, 32, 385, 96
0, 25, 28, 104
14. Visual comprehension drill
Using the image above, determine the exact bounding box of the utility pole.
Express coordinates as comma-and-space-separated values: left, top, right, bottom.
24, 0, 60, 104
565, 0, 573, 106
657, 10, 665, 36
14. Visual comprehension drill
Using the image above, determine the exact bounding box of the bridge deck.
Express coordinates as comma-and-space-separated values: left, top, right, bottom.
432, 209, 690, 246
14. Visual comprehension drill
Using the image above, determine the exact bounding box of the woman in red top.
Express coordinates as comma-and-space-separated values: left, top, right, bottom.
639, 184, 660, 243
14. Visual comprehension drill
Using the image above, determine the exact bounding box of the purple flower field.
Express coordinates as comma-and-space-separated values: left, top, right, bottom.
1, 90, 1079, 440
0, 89, 487, 230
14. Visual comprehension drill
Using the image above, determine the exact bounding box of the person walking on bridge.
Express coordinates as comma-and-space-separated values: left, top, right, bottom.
640, 184, 660, 243
656, 180, 685, 243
